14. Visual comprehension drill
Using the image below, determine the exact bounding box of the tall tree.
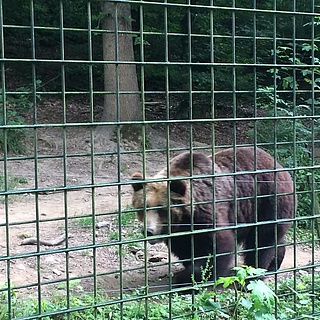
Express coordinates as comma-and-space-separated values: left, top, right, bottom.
98, 1, 141, 141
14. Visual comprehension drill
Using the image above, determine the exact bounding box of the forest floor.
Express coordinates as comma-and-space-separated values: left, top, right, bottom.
0, 96, 319, 300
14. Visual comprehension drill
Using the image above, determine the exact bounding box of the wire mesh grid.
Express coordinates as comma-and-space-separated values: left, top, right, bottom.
0, 0, 320, 319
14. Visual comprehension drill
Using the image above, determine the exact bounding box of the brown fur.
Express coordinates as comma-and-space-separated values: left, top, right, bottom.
131, 147, 295, 286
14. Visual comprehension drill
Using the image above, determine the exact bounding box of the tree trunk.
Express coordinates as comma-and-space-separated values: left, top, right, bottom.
98, 2, 141, 142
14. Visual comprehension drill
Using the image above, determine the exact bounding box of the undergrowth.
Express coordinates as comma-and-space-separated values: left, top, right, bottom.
2, 266, 319, 319
0, 80, 41, 154
110, 207, 141, 243
248, 42, 320, 229
0, 175, 28, 202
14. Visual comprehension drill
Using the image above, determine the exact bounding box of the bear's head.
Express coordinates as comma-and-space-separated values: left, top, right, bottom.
131, 173, 189, 244
130, 152, 213, 244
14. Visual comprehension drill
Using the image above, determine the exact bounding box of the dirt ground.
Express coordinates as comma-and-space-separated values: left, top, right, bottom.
0, 100, 319, 300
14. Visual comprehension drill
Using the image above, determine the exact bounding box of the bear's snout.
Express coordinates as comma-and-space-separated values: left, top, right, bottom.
140, 227, 155, 237
147, 228, 154, 237
141, 227, 161, 245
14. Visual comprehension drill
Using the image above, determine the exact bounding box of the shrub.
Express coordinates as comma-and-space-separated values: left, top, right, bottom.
249, 88, 320, 226
0, 80, 41, 153
249, 37, 320, 227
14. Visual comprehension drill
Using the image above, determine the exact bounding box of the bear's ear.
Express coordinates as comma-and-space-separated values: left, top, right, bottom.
131, 172, 144, 192
170, 179, 186, 196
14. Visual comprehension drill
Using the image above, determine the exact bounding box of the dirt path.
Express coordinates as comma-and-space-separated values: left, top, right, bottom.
0, 126, 319, 299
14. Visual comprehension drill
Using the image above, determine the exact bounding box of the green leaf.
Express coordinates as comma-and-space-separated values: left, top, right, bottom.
247, 280, 278, 309
299, 299, 310, 305
301, 43, 313, 51
215, 276, 237, 288
302, 69, 312, 76
234, 266, 248, 284
246, 267, 267, 277
240, 297, 253, 309
204, 298, 221, 311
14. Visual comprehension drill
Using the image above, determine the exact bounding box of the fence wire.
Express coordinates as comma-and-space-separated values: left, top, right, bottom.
0, 0, 320, 319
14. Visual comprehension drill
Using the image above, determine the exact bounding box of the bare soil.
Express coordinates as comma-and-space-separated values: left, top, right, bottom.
0, 99, 319, 300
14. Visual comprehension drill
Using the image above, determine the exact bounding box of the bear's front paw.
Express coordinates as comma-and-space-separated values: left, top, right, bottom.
172, 269, 192, 287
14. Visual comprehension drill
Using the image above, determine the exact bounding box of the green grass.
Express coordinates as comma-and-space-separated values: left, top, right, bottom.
0, 175, 28, 202
2, 267, 320, 319
0, 175, 28, 190
287, 226, 320, 248
109, 208, 141, 243
275, 273, 320, 319
69, 208, 141, 254
108, 208, 142, 255
0, 284, 196, 320
73, 216, 94, 228
114, 207, 137, 226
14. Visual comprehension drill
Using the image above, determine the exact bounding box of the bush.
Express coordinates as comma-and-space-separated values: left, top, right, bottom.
248, 85, 320, 227
0, 81, 41, 153
3, 265, 320, 319
249, 34, 320, 228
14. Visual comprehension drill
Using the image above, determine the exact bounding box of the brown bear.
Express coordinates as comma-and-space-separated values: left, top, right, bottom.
131, 147, 294, 286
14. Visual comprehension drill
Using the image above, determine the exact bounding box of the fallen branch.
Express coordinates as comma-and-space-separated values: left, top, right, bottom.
20, 234, 72, 246
96, 221, 112, 229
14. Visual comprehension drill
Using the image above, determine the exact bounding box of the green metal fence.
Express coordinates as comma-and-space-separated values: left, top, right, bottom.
0, 0, 320, 319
